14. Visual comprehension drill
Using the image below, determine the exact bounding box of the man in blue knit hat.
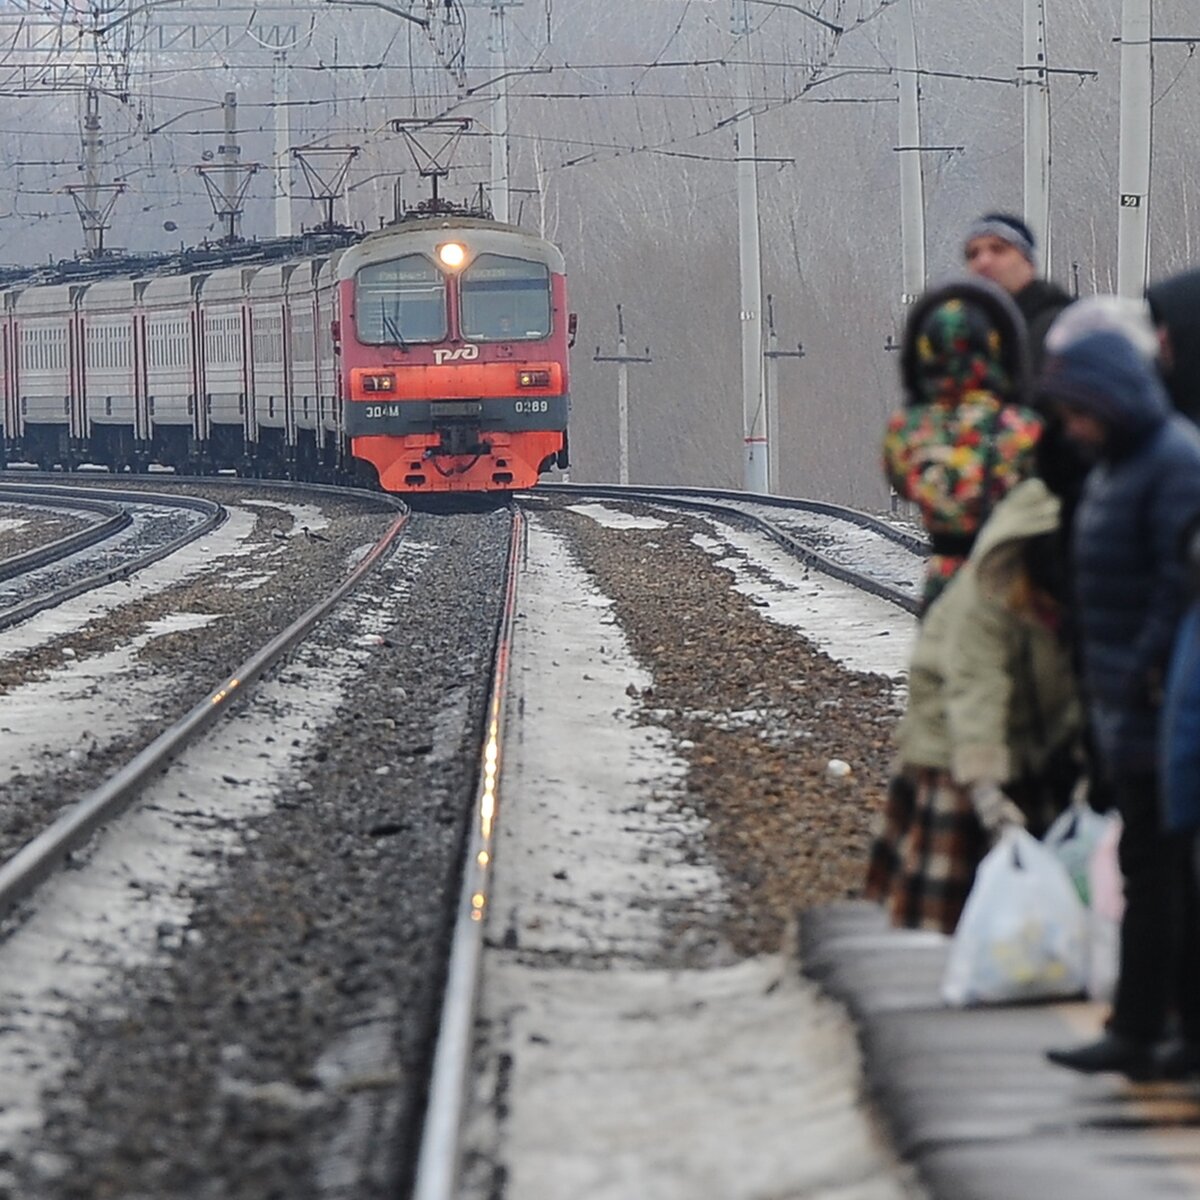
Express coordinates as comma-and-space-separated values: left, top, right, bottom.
964, 211, 1072, 372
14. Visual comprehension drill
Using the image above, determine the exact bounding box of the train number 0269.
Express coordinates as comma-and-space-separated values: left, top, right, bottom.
514, 399, 550, 414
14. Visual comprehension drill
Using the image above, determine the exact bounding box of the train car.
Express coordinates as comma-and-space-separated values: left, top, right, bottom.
336, 214, 574, 493
0, 213, 572, 495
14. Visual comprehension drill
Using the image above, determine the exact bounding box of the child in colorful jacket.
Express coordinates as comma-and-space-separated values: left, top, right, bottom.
884, 277, 1043, 613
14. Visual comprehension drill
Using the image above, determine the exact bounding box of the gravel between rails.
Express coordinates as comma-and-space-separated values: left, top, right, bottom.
0, 507, 92, 563
0, 487, 398, 863
6, 506, 512, 1200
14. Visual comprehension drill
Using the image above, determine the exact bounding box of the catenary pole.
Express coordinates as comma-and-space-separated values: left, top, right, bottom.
764, 294, 804, 496
733, 0, 768, 493
490, 3, 509, 222
1117, 0, 1152, 297
273, 50, 293, 237
1022, 0, 1052, 274
223, 91, 241, 242
466, 1, 521, 223
896, 0, 926, 304
594, 305, 651, 486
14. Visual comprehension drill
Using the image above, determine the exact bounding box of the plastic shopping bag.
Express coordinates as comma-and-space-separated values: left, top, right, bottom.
942, 827, 1088, 1007
1044, 799, 1112, 906
1086, 814, 1124, 1002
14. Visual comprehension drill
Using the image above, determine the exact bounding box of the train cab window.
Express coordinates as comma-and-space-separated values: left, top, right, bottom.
460, 254, 551, 341
355, 255, 446, 345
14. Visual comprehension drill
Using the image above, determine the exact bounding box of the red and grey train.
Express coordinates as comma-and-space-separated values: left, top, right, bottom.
0, 212, 573, 494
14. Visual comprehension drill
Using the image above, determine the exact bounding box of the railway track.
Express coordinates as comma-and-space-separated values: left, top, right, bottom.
0, 505, 410, 920
536, 482, 925, 613
0, 481, 226, 631
0, 480, 921, 1199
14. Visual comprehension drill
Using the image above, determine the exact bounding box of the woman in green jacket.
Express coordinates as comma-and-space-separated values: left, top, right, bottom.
866, 477, 1082, 933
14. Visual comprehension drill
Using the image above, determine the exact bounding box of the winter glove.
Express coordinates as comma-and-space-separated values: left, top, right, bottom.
970, 781, 1026, 841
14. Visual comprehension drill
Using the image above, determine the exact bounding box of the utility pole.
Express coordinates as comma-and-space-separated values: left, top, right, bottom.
896, 0, 926, 305
223, 91, 240, 240
273, 49, 293, 237
63, 87, 125, 257
594, 304, 651, 486
1117, 0, 1152, 298
465, 0, 522, 224
196, 92, 260, 243
764, 295, 804, 496
733, 0, 768, 493
1022, 0, 1052, 274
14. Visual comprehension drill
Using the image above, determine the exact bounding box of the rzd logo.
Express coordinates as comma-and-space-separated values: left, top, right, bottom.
433, 345, 480, 365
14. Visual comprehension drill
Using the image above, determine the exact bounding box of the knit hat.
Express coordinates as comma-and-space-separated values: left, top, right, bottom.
964, 212, 1037, 265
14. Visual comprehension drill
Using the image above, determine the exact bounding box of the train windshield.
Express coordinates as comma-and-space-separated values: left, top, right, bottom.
460, 254, 551, 341
355, 255, 446, 345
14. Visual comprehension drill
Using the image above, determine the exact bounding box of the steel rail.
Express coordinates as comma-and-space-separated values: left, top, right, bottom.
0, 508, 411, 920
534, 482, 922, 615
412, 506, 525, 1200
536, 481, 929, 555
0, 488, 132, 582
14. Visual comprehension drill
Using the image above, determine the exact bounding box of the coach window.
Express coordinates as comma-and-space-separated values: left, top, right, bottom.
460, 254, 551, 341
355, 255, 446, 345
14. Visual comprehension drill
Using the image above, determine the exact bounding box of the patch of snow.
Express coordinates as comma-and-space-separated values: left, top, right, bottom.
691, 525, 914, 680
565, 503, 669, 531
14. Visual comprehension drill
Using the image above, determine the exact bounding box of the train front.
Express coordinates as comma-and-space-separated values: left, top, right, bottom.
337, 218, 571, 493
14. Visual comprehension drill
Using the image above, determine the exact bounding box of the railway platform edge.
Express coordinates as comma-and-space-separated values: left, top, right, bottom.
801, 901, 1200, 1200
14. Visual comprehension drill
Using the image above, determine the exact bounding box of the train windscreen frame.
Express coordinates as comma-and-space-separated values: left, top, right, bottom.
460, 254, 551, 342
354, 255, 446, 346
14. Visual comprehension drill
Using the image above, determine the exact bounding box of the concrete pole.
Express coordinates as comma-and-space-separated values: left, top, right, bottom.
896, 0, 926, 304
1117, 0, 1152, 298
490, 4, 510, 223
1023, 0, 1052, 275
82, 89, 103, 256
764, 294, 804, 498
273, 51, 293, 237
222, 91, 240, 242
766, 314, 779, 494
734, 17, 768, 493
594, 304, 651, 485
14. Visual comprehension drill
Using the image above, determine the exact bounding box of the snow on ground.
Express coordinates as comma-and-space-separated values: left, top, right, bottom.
690, 522, 915, 679
468, 513, 916, 1199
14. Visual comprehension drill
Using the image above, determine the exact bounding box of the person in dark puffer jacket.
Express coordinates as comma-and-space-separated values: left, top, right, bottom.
1146, 267, 1200, 423
1039, 327, 1200, 1081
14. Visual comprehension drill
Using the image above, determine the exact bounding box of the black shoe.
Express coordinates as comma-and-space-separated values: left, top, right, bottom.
1155, 1039, 1200, 1080
1046, 1033, 1157, 1081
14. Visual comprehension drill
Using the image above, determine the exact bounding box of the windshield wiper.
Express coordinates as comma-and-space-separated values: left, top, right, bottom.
379, 300, 409, 353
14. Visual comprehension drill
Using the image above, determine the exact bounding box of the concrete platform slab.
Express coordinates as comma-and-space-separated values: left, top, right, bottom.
802, 902, 1200, 1200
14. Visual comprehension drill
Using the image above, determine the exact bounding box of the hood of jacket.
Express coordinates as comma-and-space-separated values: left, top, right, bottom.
969, 477, 1062, 601
1147, 267, 1200, 420
900, 276, 1031, 407
1038, 327, 1170, 449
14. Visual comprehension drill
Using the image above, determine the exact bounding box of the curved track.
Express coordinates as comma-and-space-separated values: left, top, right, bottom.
536, 483, 924, 614
0, 503, 411, 920
0, 482, 227, 632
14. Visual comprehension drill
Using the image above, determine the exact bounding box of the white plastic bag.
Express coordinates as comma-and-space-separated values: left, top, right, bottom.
1085, 814, 1124, 1002
1044, 799, 1112, 906
942, 827, 1088, 1006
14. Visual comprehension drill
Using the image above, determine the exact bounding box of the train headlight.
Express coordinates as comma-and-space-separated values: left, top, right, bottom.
437, 242, 467, 269
362, 373, 396, 393
517, 369, 551, 388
